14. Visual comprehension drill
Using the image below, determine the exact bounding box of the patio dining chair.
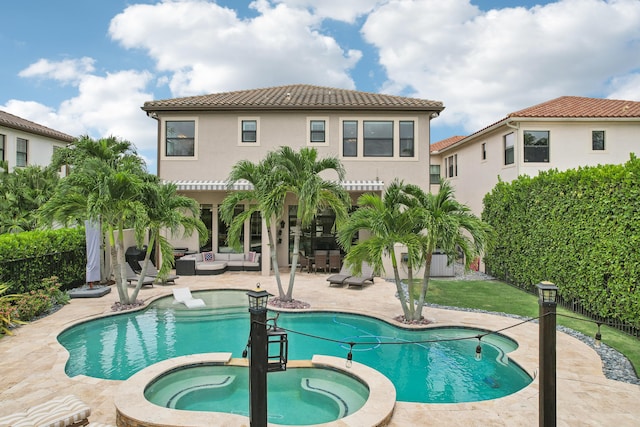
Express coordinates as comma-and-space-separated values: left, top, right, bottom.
313, 250, 329, 273
328, 250, 342, 273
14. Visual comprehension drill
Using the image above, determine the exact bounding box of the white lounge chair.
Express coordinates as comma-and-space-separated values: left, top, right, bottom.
172, 288, 206, 309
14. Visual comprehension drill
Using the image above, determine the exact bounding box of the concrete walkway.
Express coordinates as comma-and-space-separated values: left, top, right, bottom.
1, 271, 639, 426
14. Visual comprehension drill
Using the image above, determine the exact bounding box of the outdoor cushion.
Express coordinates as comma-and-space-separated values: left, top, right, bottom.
0, 394, 91, 427
203, 251, 215, 262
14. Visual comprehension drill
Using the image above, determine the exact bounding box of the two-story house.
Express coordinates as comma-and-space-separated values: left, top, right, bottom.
0, 110, 75, 173
430, 96, 640, 216
142, 84, 444, 274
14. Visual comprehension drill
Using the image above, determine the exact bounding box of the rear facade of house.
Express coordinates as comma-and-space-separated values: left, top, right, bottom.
142, 84, 444, 274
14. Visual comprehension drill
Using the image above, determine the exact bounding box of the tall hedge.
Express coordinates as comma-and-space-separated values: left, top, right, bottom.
482, 154, 640, 327
0, 227, 86, 293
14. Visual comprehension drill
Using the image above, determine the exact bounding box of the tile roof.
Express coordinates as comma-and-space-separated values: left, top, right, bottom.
430, 135, 466, 153
0, 110, 75, 142
509, 96, 640, 118
142, 84, 444, 112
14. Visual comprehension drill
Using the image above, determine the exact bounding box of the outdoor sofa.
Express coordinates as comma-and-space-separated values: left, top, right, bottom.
175, 251, 261, 275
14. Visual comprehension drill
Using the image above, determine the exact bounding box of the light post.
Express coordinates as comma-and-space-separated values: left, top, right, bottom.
537, 281, 558, 427
247, 285, 270, 427
246, 285, 288, 427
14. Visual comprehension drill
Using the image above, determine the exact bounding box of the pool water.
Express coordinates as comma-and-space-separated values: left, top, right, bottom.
144, 365, 369, 425
58, 289, 532, 403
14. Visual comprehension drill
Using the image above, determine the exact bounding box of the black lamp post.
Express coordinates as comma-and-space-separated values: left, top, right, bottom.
537, 281, 558, 427
247, 285, 271, 427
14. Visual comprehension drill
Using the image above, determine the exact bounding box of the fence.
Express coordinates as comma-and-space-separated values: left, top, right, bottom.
0, 249, 86, 293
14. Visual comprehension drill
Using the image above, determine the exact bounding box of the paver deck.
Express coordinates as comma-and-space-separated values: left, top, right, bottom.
1, 271, 639, 426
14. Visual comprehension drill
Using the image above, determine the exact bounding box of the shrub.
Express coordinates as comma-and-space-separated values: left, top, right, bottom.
14, 289, 53, 321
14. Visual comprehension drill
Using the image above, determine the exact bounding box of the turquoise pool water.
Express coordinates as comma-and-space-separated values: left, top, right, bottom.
144, 365, 369, 425
58, 289, 532, 403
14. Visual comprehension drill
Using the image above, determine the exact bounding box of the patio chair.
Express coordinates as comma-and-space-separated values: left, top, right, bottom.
172, 287, 206, 309
137, 260, 179, 283
298, 252, 313, 273
125, 263, 155, 287
313, 250, 329, 273
328, 250, 342, 273
344, 262, 375, 289
326, 264, 352, 287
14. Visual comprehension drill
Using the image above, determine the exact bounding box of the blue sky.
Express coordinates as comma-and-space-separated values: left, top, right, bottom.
2, 0, 639, 173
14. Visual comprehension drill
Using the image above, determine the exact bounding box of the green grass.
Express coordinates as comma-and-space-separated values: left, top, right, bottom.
422, 279, 640, 377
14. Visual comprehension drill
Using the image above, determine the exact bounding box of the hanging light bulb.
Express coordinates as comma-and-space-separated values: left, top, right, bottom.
242, 347, 248, 358
594, 323, 602, 348
475, 338, 482, 361
346, 343, 354, 368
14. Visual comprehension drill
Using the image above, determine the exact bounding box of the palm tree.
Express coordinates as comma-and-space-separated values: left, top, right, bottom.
274, 147, 350, 301
136, 181, 207, 295
338, 180, 492, 321
403, 180, 493, 320
337, 180, 421, 318
220, 153, 289, 297
40, 136, 152, 305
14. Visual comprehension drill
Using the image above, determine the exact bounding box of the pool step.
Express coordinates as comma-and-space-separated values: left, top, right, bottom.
301, 378, 362, 418
149, 375, 237, 408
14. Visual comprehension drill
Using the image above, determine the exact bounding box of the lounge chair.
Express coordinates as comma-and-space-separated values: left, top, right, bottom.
344, 262, 375, 289
173, 288, 206, 309
326, 264, 352, 286
137, 260, 179, 283
0, 394, 92, 427
125, 263, 155, 287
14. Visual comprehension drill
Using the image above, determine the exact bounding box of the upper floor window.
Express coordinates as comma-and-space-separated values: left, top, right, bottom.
399, 121, 414, 157
343, 121, 357, 157
429, 165, 441, 184
504, 132, 514, 165
166, 120, 195, 156
242, 120, 257, 143
592, 130, 605, 151
364, 121, 393, 157
0, 134, 5, 162
310, 120, 326, 143
481, 143, 487, 160
524, 130, 549, 162
16, 137, 28, 167
445, 154, 457, 177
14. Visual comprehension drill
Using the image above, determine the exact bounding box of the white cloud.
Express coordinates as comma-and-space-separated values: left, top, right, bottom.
108, 0, 361, 96
273, 0, 383, 22
362, 0, 640, 133
606, 73, 640, 101
18, 57, 96, 84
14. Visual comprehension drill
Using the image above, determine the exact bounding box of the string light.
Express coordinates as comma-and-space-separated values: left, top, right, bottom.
595, 323, 602, 348
346, 343, 354, 368
475, 337, 483, 361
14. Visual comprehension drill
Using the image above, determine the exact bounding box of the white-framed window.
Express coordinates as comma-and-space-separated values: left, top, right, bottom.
504, 132, 515, 165
399, 121, 414, 157
524, 130, 549, 162
592, 130, 605, 151
238, 117, 260, 145
16, 137, 28, 167
165, 119, 196, 157
342, 120, 357, 157
445, 154, 457, 177
308, 118, 328, 144
429, 164, 441, 184
364, 121, 393, 157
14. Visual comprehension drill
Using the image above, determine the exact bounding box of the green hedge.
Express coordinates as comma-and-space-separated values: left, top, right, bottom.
482, 154, 640, 327
0, 228, 86, 293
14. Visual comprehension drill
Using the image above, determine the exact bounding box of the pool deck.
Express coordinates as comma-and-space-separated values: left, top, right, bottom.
1, 271, 639, 426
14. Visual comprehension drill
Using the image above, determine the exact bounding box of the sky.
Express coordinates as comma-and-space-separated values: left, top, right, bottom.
2, 0, 639, 174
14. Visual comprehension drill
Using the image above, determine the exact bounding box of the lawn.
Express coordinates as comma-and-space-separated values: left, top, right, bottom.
424, 278, 640, 377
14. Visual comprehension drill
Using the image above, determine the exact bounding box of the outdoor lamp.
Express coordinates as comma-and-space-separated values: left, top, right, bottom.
595, 323, 602, 348
247, 283, 271, 313
537, 281, 558, 306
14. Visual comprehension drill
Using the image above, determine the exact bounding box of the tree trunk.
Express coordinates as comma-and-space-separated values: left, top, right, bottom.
266, 218, 285, 299
391, 250, 411, 319
285, 217, 302, 301
414, 252, 433, 321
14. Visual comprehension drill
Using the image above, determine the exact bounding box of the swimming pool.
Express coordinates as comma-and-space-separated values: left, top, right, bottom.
57, 289, 532, 403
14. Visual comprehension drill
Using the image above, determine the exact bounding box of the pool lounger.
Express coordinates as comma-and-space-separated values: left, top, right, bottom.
0, 394, 92, 427
173, 287, 206, 309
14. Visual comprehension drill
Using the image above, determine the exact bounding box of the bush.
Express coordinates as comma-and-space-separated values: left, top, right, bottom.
14, 289, 53, 321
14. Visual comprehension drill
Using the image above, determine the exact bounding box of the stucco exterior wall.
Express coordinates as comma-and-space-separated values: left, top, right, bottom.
0, 125, 67, 172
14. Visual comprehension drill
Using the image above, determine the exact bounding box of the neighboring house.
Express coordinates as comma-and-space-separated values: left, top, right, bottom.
430, 96, 640, 216
142, 84, 444, 274
0, 110, 74, 173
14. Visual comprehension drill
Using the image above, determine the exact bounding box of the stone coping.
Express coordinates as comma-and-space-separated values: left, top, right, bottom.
115, 353, 395, 427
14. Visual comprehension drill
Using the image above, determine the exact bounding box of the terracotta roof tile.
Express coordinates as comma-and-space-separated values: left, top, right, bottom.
430, 135, 466, 152
509, 96, 640, 118
142, 84, 444, 112
0, 110, 75, 142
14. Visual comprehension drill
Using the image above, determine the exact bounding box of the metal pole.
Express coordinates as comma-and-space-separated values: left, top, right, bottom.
539, 294, 557, 427
249, 308, 268, 427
